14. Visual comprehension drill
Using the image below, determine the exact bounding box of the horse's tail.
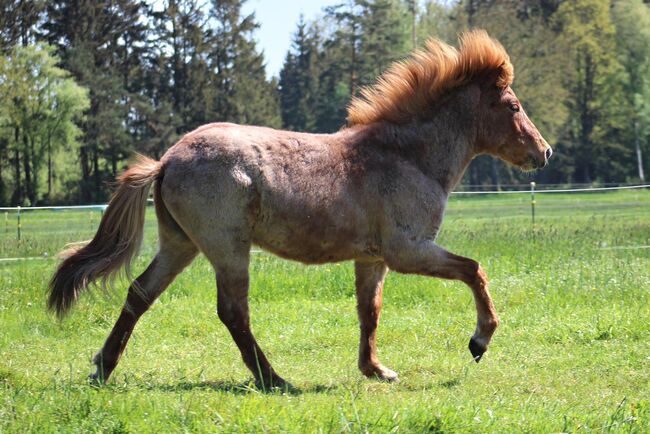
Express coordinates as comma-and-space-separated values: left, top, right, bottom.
48, 155, 162, 318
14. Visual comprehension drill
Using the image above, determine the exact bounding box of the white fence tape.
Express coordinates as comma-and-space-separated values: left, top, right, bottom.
0, 204, 108, 211
452, 184, 650, 194
0, 184, 649, 211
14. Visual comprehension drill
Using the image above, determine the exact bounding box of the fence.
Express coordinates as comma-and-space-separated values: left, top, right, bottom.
1, 183, 649, 251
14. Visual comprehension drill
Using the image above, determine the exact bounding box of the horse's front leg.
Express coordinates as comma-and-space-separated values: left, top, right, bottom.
385, 241, 499, 362
354, 260, 398, 382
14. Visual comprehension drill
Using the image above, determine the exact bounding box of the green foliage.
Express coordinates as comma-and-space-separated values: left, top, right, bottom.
209, 0, 281, 128
555, 0, 629, 183
0, 43, 89, 205
612, 0, 650, 181
279, 17, 320, 132
280, 0, 412, 132
1, 0, 650, 203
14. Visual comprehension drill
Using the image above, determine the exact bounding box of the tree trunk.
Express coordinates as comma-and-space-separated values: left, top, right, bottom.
92, 148, 100, 200
80, 145, 91, 202
11, 127, 22, 205
350, 19, 358, 96
410, 0, 417, 49
22, 133, 33, 204
635, 121, 645, 182
0, 140, 5, 203
11, 151, 21, 206
47, 137, 52, 198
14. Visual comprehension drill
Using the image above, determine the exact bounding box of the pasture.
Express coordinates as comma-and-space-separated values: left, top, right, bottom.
1, 189, 649, 433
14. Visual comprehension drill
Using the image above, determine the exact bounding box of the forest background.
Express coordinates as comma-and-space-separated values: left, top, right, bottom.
1, 0, 649, 205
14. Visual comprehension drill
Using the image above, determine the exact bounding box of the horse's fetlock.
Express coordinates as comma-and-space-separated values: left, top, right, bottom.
480, 316, 500, 336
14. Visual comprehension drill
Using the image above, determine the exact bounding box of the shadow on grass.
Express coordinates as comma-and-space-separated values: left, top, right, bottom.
142, 379, 340, 396
439, 377, 462, 388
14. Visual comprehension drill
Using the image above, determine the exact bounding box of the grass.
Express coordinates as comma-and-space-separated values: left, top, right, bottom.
1, 189, 649, 433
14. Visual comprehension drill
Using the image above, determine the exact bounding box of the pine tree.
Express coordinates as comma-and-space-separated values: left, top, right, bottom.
0, 0, 44, 51
43, 0, 147, 201
279, 16, 320, 131
149, 0, 213, 132
357, 0, 409, 87
208, 0, 280, 127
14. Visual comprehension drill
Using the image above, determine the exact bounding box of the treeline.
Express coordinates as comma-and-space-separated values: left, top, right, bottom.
1, 0, 649, 205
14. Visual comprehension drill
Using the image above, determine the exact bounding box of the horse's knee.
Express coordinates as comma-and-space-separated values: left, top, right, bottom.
217, 297, 249, 330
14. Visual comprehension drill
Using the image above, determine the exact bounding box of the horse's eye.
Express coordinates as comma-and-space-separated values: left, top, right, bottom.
509, 103, 520, 113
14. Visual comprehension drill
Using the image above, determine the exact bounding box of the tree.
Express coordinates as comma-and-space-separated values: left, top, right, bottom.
44, 0, 147, 201
417, 0, 457, 43
612, 0, 650, 182
357, 0, 410, 87
279, 16, 320, 131
0, 44, 89, 205
0, 0, 44, 51
148, 0, 212, 133
555, 0, 628, 183
208, 0, 281, 127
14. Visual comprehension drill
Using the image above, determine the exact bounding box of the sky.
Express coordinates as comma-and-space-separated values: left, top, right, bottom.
242, 0, 342, 78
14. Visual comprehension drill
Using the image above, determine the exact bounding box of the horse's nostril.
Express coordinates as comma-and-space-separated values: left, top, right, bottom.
545, 147, 553, 161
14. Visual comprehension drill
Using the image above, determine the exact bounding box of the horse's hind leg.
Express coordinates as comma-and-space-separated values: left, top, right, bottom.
204, 243, 288, 390
90, 235, 197, 383
355, 260, 398, 382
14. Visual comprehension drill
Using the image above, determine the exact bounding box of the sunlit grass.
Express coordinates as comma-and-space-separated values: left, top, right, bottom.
1, 190, 649, 432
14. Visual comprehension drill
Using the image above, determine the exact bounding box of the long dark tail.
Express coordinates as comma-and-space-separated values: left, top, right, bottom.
48, 155, 162, 318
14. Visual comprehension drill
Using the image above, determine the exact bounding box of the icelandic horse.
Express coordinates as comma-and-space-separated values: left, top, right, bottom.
48, 30, 551, 388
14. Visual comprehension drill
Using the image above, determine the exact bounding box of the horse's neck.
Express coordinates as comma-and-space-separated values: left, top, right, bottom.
369, 111, 476, 194
414, 122, 474, 193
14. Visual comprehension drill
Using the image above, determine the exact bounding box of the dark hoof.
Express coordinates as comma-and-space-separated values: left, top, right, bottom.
468, 338, 486, 363
254, 376, 296, 393
87, 372, 106, 386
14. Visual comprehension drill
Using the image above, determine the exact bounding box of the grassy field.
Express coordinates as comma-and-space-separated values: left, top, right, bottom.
1, 189, 649, 433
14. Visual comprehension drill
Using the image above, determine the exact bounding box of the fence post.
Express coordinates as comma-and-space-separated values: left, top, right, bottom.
4, 212, 7, 234
530, 181, 536, 226
17, 206, 21, 241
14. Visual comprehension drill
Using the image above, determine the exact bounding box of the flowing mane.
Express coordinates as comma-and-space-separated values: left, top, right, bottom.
346, 29, 514, 126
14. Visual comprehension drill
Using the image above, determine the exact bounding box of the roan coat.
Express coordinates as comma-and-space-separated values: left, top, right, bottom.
48, 30, 552, 389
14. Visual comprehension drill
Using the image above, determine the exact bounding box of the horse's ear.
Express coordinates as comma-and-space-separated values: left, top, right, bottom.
477, 65, 510, 92
478, 68, 503, 90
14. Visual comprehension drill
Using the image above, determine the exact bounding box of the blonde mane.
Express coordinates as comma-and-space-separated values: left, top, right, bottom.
346, 30, 514, 126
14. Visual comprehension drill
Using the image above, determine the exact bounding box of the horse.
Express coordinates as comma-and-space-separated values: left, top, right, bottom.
48, 30, 551, 389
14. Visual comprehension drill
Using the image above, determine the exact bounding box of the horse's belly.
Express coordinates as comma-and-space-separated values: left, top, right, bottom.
251, 214, 372, 264
253, 241, 355, 264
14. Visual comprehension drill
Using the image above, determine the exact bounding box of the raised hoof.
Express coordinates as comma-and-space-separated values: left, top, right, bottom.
362, 365, 400, 383
468, 338, 486, 363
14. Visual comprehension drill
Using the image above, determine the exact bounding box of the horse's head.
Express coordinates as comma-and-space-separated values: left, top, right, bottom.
476, 78, 552, 171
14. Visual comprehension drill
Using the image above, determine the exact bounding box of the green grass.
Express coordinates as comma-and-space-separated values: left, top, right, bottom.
1, 190, 650, 433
